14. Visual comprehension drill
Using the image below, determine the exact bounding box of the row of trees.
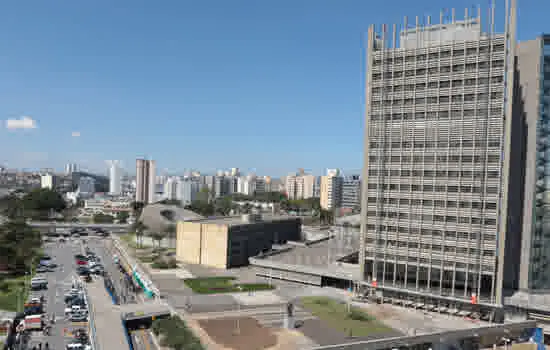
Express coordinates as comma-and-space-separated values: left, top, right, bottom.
0, 219, 43, 275
92, 211, 130, 224
1, 188, 66, 220
132, 220, 177, 249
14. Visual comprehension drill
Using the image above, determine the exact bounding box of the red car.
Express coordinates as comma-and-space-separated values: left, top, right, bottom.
76, 259, 88, 266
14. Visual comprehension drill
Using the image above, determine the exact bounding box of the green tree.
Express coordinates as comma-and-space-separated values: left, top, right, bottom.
149, 231, 166, 249
213, 197, 232, 216
164, 224, 177, 249
21, 188, 66, 219
0, 219, 42, 275
195, 188, 211, 203
116, 211, 130, 224
132, 221, 148, 248
185, 200, 214, 217
131, 201, 145, 218
93, 213, 115, 224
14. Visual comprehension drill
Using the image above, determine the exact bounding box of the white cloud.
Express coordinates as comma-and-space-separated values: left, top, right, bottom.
71, 131, 81, 137
5, 116, 37, 130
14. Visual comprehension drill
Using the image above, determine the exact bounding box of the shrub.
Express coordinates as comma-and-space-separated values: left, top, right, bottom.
151, 257, 177, 269
152, 315, 204, 350
348, 309, 374, 322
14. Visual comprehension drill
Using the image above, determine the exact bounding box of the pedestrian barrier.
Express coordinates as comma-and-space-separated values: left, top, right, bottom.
84, 287, 99, 350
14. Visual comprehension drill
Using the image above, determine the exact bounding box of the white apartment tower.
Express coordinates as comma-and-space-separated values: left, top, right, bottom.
360, 2, 519, 306
108, 160, 122, 196
136, 159, 156, 204
320, 169, 343, 210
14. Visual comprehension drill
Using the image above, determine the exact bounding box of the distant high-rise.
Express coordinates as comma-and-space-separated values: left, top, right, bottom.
320, 169, 342, 210
108, 161, 122, 196
41, 173, 57, 190
136, 159, 156, 204
341, 175, 361, 212
285, 171, 316, 200
65, 163, 78, 175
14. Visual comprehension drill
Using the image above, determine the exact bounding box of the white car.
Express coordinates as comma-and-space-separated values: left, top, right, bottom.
66, 343, 91, 350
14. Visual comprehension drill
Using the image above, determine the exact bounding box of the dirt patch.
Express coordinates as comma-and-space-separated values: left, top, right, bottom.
361, 304, 398, 320
198, 317, 277, 350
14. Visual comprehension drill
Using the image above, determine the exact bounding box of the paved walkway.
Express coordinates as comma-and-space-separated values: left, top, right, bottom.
87, 278, 128, 350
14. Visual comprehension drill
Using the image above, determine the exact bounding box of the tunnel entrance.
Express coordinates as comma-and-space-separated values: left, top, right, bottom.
123, 313, 171, 331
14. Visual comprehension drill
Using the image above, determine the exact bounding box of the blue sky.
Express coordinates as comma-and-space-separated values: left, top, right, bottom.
0, 0, 547, 177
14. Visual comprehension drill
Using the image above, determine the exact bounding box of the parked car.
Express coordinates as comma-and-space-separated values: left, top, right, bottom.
66, 341, 91, 350
70, 312, 88, 322
36, 266, 49, 273
30, 277, 48, 290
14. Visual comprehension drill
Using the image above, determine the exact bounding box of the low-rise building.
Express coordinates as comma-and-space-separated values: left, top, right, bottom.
176, 214, 301, 269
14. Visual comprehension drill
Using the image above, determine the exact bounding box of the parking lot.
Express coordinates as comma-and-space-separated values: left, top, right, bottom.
1, 228, 114, 350
19, 234, 92, 350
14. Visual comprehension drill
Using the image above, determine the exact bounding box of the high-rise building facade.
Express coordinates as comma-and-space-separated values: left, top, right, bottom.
360, 5, 519, 306
109, 160, 122, 196
320, 169, 343, 210
516, 35, 550, 294
181, 178, 200, 206
65, 163, 78, 175
341, 175, 361, 212
41, 174, 57, 190
78, 176, 95, 196
285, 172, 316, 200
135, 159, 156, 204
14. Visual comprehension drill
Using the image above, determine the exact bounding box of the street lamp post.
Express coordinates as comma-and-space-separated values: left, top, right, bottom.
234, 286, 242, 335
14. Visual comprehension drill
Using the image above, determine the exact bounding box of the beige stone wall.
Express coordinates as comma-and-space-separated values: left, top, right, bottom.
176, 221, 202, 264
200, 224, 228, 269
176, 221, 229, 268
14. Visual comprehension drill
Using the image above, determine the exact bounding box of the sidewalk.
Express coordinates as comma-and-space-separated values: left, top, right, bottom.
114, 236, 223, 350
86, 278, 128, 350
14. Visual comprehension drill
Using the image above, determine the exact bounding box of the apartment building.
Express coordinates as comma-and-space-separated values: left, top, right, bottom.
136, 159, 156, 204
360, 6, 520, 306
342, 175, 361, 212
181, 178, 200, 206
40, 174, 57, 190
320, 169, 343, 210
285, 172, 316, 200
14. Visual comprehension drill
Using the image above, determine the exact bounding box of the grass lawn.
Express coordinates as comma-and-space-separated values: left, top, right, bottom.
137, 255, 156, 263
0, 276, 28, 312
301, 296, 394, 337
184, 277, 274, 294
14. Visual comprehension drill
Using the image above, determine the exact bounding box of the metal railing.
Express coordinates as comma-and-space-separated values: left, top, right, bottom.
85, 287, 100, 350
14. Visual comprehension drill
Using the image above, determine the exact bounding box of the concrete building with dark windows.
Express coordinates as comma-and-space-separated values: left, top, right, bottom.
507, 35, 550, 311
341, 175, 362, 213
176, 214, 301, 269
359, 3, 520, 307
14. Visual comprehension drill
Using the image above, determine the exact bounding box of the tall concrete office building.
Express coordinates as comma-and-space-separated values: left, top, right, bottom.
360, 2, 520, 306
136, 159, 156, 204
508, 35, 550, 308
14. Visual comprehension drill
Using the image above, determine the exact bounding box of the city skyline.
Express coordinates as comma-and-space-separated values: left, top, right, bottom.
1, 1, 549, 174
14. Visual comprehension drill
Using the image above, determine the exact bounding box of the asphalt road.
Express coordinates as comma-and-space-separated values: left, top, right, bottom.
26, 237, 87, 350
86, 237, 137, 305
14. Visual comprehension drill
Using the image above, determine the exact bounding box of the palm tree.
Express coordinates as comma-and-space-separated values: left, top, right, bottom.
132, 221, 148, 248
164, 224, 177, 249
149, 231, 166, 249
